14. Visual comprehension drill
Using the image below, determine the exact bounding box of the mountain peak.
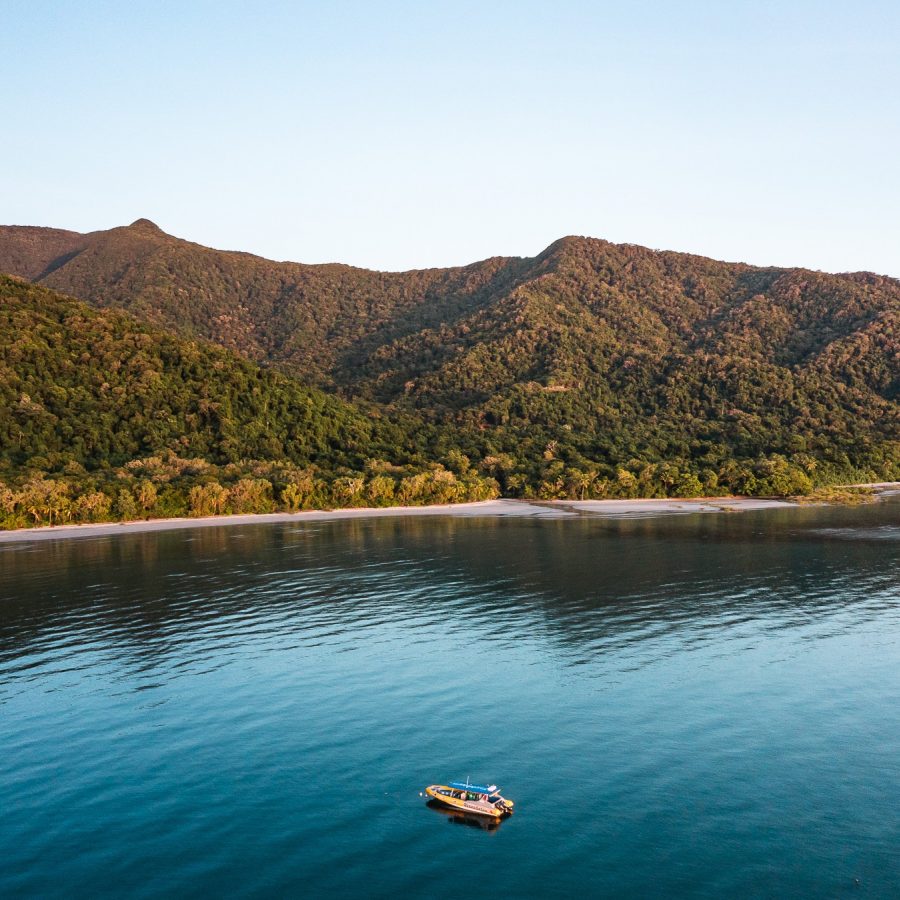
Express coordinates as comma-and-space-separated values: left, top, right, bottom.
128, 218, 162, 232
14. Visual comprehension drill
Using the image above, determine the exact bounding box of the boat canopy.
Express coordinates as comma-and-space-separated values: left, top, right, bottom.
449, 781, 498, 794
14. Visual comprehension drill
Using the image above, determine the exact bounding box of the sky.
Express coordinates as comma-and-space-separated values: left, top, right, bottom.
3, 1, 899, 274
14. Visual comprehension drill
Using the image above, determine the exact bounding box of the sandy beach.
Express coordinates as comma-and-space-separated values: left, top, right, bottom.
2, 484, 897, 544
0, 493, 858, 544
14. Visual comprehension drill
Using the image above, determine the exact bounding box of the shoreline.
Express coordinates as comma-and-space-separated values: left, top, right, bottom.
1, 485, 896, 543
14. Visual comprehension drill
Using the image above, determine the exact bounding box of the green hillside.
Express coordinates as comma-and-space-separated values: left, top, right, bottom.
0, 219, 525, 385
377, 238, 899, 493
0, 222, 897, 519
0, 277, 498, 528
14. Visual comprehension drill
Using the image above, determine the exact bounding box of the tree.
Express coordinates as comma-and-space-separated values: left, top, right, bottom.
366, 475, 396, 506
74, 491, 112, 522
116, 488, 138, 520
136, 479, 158, 515
189, 481, 230, 516
228, 478, 274, 514
331, 476, 366, 507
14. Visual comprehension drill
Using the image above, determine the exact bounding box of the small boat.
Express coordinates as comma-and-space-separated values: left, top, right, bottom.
424, 780, 514, 819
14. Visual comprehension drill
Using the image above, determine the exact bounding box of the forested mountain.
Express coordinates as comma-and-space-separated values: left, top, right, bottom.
0, 220, 897, 521
0, 219, 525, 385
0, 277, 497, 528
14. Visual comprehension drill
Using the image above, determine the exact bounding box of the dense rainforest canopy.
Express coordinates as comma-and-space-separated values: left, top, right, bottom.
0, 221, 897, 528
0, 278, 497, 528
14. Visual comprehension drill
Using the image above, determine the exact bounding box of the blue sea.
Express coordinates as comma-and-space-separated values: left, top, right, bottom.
1, 499, 898, 897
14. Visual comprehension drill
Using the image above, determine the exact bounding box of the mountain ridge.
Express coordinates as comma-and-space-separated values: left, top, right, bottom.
0, 220, 896, 506
8, 218, 898, 279
4, 220, 895, 395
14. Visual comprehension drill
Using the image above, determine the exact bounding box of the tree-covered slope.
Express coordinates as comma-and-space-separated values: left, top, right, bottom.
0, 276, 407, 470
2, 222, 895, 406
0, 219, 526, 385
356, 238, 898, 407
0, 276, 500, 527
1, 223, 897, 501
368, 239, 899, 483
0, 226, 87, 280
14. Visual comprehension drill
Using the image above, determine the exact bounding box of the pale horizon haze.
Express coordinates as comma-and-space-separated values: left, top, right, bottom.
4, 0, 899, 275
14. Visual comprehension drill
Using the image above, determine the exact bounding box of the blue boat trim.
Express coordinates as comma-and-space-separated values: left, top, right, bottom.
448, 781, 498, 794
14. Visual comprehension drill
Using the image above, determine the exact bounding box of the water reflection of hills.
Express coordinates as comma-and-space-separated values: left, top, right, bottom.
1, 501, 897, 682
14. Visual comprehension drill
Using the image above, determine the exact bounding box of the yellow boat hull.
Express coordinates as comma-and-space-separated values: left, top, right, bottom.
425, 785, 513, 819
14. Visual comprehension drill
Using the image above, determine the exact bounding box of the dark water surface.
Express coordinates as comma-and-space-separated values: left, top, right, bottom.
1, 501, 898, 898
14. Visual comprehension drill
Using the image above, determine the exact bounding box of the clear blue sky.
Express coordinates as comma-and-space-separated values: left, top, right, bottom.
4, 1, 899, 274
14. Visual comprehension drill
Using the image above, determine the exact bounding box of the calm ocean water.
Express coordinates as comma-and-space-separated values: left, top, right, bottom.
1, 500, 898, 898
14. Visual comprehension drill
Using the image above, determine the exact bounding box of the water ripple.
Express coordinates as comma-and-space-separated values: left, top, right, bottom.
1, 502, 899, 896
